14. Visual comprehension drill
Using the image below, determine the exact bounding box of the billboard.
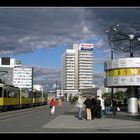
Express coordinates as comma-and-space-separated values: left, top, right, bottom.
79, 43, 94, 51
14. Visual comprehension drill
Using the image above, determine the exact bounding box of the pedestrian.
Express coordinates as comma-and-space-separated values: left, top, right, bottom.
84, 96, 92, 121
50, 98, 56, 115
95, 96, 101, 118
47, 97, 51, 105
104, 97, 111, 116
98, 96, 106, 118
57, 98, 62, 108
123, 97, 127, 106
76, 95, 85, 120
138, 98, 140, 115
112, 99, 117, 116
91, 96, 96, 119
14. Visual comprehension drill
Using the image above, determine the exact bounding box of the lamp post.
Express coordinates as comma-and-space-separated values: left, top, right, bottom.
128, 34, 134, 57
106, 29, 114, 108
56, 80, 57, 98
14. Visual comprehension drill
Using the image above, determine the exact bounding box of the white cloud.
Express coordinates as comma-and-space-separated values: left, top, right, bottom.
95, 38, 107, 48
0, 8, 140, 89
0, 8, 139, 55
82, 26, 90, 34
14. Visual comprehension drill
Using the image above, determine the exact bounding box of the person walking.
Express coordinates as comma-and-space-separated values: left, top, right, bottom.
57, 98, 62, 108
104, 97, 112, 116
91, 96, 96, 119
112, 99, 117, 116
84, 96, 92, 121
138, 98, 140, 115
95, 96, 101, 118
50, 98, 56, 115
76, 95, 85, 120
98, 96, 106, 118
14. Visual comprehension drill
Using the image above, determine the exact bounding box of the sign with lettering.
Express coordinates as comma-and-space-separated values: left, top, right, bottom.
79, 43, 94, 51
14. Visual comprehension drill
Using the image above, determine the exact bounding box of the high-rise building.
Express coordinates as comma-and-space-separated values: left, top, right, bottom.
13, 66, 33, 89
0, 57, 21, 85
61, 43, 94, 94
0, 57, 33, 90
61, 49, 76, 90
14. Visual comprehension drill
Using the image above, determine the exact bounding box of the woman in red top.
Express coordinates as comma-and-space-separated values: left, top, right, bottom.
50, 98, 56, 115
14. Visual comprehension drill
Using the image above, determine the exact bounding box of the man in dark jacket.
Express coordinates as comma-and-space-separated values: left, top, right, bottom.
95, 96, 101, 118
112, 99, 117, 116
91, 96, 96, 119
84, 96, 93, 120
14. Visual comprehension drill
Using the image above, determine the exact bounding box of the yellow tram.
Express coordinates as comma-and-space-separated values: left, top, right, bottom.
0, 83, 48, 111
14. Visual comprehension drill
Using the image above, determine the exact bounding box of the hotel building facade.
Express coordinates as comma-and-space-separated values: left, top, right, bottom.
61, 43, 94, 96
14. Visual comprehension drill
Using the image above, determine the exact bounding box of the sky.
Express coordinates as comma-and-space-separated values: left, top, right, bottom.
0, 7, 140, 90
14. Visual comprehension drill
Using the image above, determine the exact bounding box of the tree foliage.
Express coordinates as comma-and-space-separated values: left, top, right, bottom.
69, 95, 78, 104
102, 91, 127, 104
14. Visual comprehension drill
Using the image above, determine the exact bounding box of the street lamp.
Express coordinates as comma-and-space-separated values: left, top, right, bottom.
129, 34, 134, 57
106, 28, 114, 110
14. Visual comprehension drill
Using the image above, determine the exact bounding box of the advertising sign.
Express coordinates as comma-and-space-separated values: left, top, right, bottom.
15, 60, 21, 65
79, 43, 94, 51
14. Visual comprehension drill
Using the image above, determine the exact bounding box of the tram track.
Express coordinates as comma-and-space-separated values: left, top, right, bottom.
0, 105, 49, 120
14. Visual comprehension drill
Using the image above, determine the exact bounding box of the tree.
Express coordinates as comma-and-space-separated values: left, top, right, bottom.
102, 92, 111, 99
69, 95, 78, 104
64, 93, 67, 99
114, 91, 127, 105
102, 91, 127, 104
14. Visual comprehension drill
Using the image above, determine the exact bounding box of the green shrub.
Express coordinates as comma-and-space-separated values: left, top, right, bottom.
69, 96, 78, 104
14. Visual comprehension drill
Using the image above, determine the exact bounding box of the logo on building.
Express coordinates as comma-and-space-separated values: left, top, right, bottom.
15, 60, 21, 65
79, 43, 94, 51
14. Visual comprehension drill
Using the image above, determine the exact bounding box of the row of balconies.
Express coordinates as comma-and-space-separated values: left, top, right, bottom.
78, 69, 93, 71
78, 57, 93, 60
78, 51, 92, 55
62, 74, 93, 77
78, 61, 93, 64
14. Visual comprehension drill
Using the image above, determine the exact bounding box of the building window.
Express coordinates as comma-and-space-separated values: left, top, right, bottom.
1, 57, 10, 65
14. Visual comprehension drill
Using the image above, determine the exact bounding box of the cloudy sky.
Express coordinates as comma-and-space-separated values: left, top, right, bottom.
0, 7, 140, 90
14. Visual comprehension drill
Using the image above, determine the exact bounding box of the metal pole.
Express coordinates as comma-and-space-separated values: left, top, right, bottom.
130, 40, 133, 57
41, 89, 43, 105
111, 50, 114, 112
31, 67, 34, 107
56, 80, 57, 98
128, 39, 138, 114
110, 33, 114, 112
111, 50, 113, 60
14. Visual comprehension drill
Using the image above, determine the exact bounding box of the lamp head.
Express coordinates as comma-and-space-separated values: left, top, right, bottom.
129, 34, 134, 40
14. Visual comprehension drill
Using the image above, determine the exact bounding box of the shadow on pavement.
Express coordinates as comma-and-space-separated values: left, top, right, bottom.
63, 111, 77, 115
108, 112, 140, 122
